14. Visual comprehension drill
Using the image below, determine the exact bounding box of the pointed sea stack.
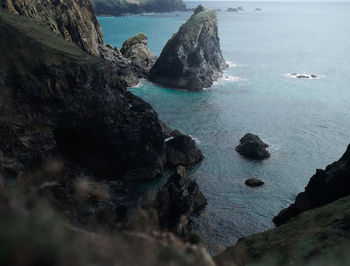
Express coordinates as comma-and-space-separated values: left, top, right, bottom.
150, 5, 227, 91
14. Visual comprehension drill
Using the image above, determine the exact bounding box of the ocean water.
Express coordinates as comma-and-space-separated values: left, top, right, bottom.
98, 2, 350, 254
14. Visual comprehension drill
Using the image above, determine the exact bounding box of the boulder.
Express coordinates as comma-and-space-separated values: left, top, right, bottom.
150, 5, 227, 90
156, 166, 207, 235
120, 33, 157, 78
273, 144, 350, 225
245, 178, 265, 187
236, 133, 270, 160
166, 135, 204, 167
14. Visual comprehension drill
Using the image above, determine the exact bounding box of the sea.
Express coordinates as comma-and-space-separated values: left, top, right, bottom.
98, 1, 350, 254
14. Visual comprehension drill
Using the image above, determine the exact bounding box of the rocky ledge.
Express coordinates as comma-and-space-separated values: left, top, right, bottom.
236, 133, 270, 160
273, 144, 350, 225
150, 5, 227, 91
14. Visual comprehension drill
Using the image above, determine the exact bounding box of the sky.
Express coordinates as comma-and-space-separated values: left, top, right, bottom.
199, 0, 350, 1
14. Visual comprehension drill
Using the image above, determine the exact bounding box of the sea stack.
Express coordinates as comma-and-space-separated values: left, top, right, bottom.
150, 5, 227, 91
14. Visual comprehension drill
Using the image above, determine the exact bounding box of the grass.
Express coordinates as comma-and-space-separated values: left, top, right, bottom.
0, 9, 87, 75
215, 195, 350, 266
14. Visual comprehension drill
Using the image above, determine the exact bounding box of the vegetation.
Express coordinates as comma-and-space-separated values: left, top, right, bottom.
215, 195, 350, 266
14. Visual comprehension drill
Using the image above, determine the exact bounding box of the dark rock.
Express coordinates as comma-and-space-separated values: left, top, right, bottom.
150, 5, 227, 90
238, 6, 244, 11
236, 133, 270, 160
255, 8, 262, 11
0, 10, 166, 182
98, 44, 140, 87
227, 8, 239, 12
311, 74, 317, 78
245, 178, 265, 187
273, 144, 350, 225
120, 33, 157, 78
156, 166, 207, 235
166, 135, 204, 167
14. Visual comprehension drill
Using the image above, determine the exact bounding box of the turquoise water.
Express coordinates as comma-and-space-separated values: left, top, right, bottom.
99, 2, 350, 254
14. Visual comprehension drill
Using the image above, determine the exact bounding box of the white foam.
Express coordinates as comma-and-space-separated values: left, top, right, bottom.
189, 135, 201, 144
165, 137, 174, 143
285, 73, 324, 80
226, 61, 238, 68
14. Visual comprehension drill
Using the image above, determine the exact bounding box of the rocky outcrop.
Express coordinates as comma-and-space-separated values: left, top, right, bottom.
120, 33, 157, 78
165, 135, 204, 167
0, 0, 103, 56
245, 178, 264, 187
90, 0, 187, 16
150, 5, 227, 90
0, 9, 167, 182
98, 44, 140, 86
216, 195, 350, 266
273, 144, 350, 225
236, 133, 270, 160
156, 166, 207, 235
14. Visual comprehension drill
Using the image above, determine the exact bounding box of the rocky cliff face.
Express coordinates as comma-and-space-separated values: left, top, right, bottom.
90, 0, 187, 16
0, 0, 104, 56
0, 9, 168, 183
120, 33, 157, 78
150, 5, 227, 91
273, 144, 350, 225
216, 195, 350, 266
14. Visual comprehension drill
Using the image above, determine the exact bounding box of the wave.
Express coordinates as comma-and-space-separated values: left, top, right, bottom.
189, 135, 201, 144
226, 61, 238, 68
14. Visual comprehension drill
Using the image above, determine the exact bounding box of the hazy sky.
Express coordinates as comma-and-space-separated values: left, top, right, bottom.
198, 0, 350, 2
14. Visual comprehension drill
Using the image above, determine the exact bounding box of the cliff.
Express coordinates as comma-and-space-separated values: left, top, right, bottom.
273, 144, 350, 225
150, 5, 227, 91
90, 0, 187, 16
0, 8, 168, 183
216, 195, 350, 266
0, 0, 103, 56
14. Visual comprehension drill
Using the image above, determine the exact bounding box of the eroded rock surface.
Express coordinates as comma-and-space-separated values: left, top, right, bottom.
150, 5, 227, 90
273, 144, 350, 225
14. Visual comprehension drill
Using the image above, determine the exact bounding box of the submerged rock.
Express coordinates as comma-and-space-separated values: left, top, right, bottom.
273, 144, 350, 225
236, 133, 270, 160
165, 135, 204, 167
245, 178, 265, 187
150, 5, 227, 90
120, 33, 157, 78
156, 166, 207, 235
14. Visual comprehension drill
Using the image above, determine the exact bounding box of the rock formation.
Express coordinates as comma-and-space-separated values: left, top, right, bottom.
165, 135, 204, 167
0, 7, 203, 186
120, 33, 157, 78
150, 5, 227, 90
98, 44, 140, 86
0, 0, 103, 56
245, 178, 265, 187
216, 195, 350, 266
236, 133, 270, 160
156, 166, 207, 235
90, 0, 187, 16
273, 144, 350, 225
